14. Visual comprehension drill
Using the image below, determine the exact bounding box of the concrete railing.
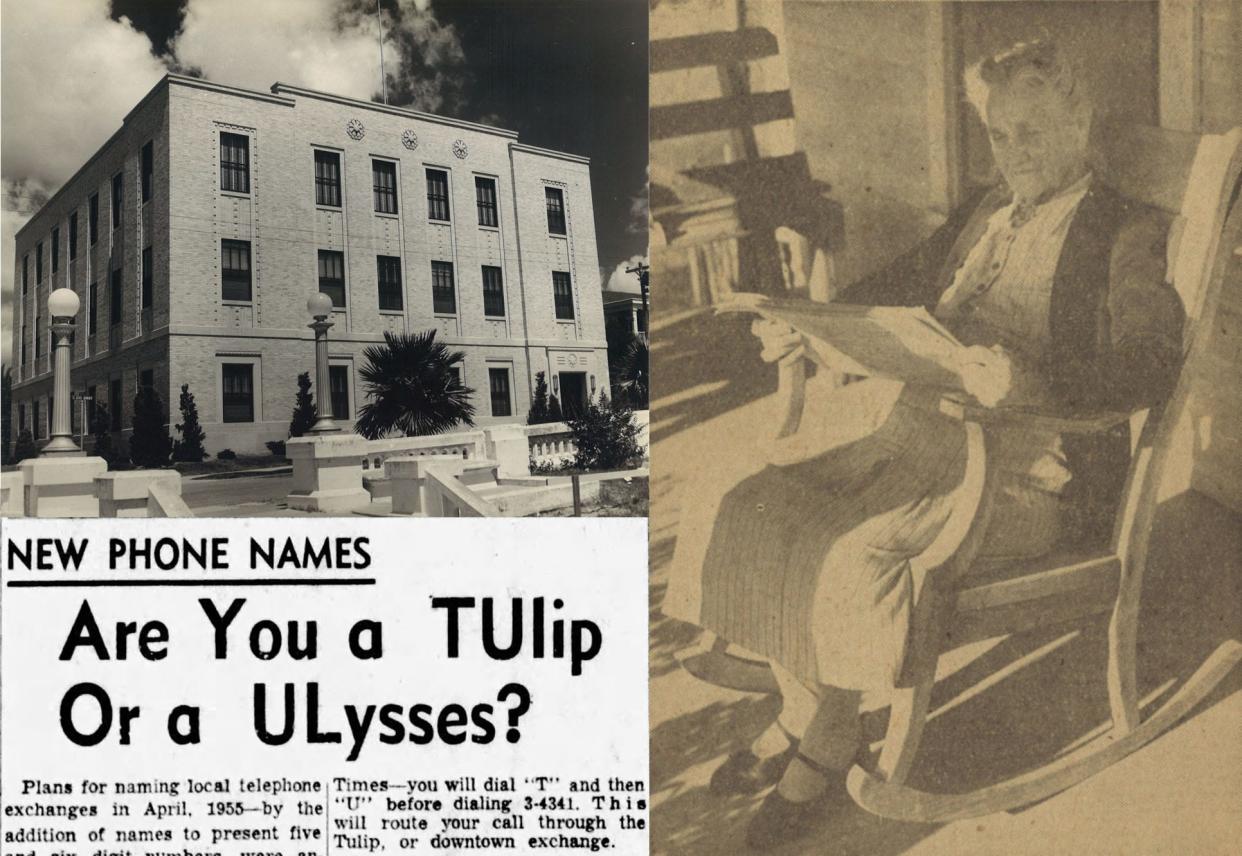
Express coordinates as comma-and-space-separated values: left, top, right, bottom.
148, 481, 194, 518
96, 471, 183, 517
528, 423, 577, 469
384, 455, 499, 517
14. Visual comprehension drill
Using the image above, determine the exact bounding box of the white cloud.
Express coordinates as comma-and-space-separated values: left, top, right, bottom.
606, 255, 648, 295
0, 0, 169, 364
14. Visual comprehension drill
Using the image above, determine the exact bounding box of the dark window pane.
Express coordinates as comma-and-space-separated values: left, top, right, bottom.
431, 261, 456, 314
377, 255, 403, 311
88, 284, 97, 334
482, 265, 505, 317
140, 369, 154, 390
112, 172, 123, 229
141, 246, 153, 309
475, 177, 498, 227
545, 187, 566, 234
222, 239, 253, 301
36, 242, 43, 282
329, 365, 350, 419
552, 271, 574, 320
110, 379, 122, 430
51, 228, 59, 274
22, 255, 27, 293
426, 169, 450, 221
34, 400, 43, 439
142, 140, 154, 202
318, 249, 346, 307
373, 160, 398, 214
89, 194, 99, 244
220, 133, 250, 193
21, 324, 27, 365
314, 150, 341, 207
69, 213, 78, 260
488, 367, 512, 417
222, 364, 255, 423
110, 267, 123, 325
87, 386, 97, 427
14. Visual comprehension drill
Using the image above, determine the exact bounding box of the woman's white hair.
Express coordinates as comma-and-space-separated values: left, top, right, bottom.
964, 40, 1092, 128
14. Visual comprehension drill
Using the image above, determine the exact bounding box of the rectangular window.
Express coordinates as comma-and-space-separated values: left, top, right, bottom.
110, 266, 123, 326
88, 283, 98, 334
34, 400, 43, 439
376, 255, 403, 311
22, 255, 28, 294
220, 132, 250, 193
426, 168, 450, 221
449, 366, 462, 387
69, 213, 78, 260
36, 242, 43, 283
221, 364, 255, 423
87, 385, 97, 428
482, 265, 505, 317
35, 316, 43, 358
141, 247, 153, 309
51, 228, 59, 274
20, 324, 27, 365
89, 194, 99, 244
110, 379, 123, 430
545, 187, 566, 235
111, 172, 123, 229
475, 176, 498, 227
221, 239, 252, 302
488, 367, 512, 417
329, 365, 351, 420
373, 160, 398, 214
141, 369, 154, 390
18, 403, 26, 433
431, 261, 456, 314
314, 150, 341, 207
318, 249, 346, 308
552, 271, 575, 320
141, 140, 154, 203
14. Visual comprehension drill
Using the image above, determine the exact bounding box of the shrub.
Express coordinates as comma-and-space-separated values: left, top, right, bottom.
567, 391, 643, 472
90, 405, 117, 465
265, 440, 288, 458
172, 384, 208, 462
12, 428, 38, 464
217, 448, 237, 460
547, 393, 563, 423
527, 371, 551, 424
129, 387, 173, 468
288, 372, 317, 438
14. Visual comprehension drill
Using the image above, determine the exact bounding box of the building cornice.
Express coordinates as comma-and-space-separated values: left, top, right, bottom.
167, 74, 297, 108
269, 82, 520, 139
509, 142, 591, 165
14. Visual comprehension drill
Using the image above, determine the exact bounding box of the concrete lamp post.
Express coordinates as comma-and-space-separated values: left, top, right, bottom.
306, 292, 338, 434
43, 288, 84, 456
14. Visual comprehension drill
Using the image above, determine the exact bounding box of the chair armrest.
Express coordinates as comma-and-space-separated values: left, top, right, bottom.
938, 398, 1133, 434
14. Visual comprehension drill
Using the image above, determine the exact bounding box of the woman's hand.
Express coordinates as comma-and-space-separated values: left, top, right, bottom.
960, 344, 1014, 408
751, 318, 805, 363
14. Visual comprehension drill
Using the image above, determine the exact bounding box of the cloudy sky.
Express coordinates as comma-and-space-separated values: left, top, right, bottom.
0, 0, 648, 365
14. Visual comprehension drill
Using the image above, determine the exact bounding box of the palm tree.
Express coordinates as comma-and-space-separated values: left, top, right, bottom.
354, 330, 475, 439
614, 335, 649, 409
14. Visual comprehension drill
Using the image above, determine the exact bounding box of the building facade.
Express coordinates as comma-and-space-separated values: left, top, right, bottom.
9, 74, 609, 455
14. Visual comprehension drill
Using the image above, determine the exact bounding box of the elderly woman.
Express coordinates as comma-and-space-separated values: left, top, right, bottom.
663, 40, 1183, 848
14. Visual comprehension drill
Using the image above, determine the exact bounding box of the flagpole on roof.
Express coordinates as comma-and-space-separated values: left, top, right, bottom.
377, 0, 388, 105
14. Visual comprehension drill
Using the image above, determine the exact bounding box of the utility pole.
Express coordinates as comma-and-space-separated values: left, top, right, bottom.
626, 262, 650, 325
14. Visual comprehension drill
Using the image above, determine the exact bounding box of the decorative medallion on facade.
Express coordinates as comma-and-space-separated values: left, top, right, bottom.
452, 139, 469, 159
346, 119, 366, 140
401, 129, 419, 150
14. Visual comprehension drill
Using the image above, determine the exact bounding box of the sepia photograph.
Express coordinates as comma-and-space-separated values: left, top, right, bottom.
649, 0, 1241, 853
0, 0, 650, 520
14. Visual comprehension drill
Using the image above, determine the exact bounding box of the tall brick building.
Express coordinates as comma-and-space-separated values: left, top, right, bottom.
9, 74, 609, 454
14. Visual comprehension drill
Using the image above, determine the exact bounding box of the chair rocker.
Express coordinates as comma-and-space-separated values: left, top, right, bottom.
683, 123, 1242, 822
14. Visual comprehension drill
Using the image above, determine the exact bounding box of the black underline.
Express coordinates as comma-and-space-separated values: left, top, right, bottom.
6, 578, 377, 588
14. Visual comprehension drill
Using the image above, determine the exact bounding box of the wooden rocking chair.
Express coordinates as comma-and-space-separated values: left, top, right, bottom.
683, 123, 1242, 821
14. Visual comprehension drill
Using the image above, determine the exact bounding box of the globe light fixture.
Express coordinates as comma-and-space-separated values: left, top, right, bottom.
43, 288, 84, 455
306, 291, 338, 434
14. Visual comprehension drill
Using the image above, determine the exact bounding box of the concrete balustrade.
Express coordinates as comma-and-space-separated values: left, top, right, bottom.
286, 434, 373, 513
20, 457, 108, 518
0, 471, 25, 516
148, 482, 195, 518
96, 471, 183, 518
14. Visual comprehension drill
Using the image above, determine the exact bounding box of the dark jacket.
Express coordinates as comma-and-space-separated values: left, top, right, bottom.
840, 182, 1184, 544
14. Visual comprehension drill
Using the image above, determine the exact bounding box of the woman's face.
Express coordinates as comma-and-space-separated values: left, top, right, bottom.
985, 77, 1088, 203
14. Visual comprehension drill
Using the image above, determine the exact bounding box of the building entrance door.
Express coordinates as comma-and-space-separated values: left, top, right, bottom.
559, 372, 588, 419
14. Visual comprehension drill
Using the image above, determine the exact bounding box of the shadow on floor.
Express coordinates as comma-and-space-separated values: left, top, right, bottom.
649, 488, 1242, 855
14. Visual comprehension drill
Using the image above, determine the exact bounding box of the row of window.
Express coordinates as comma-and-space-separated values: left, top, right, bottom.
20, 142, 154, 297
218, 239, 574, 320
220, 133, 567, 233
